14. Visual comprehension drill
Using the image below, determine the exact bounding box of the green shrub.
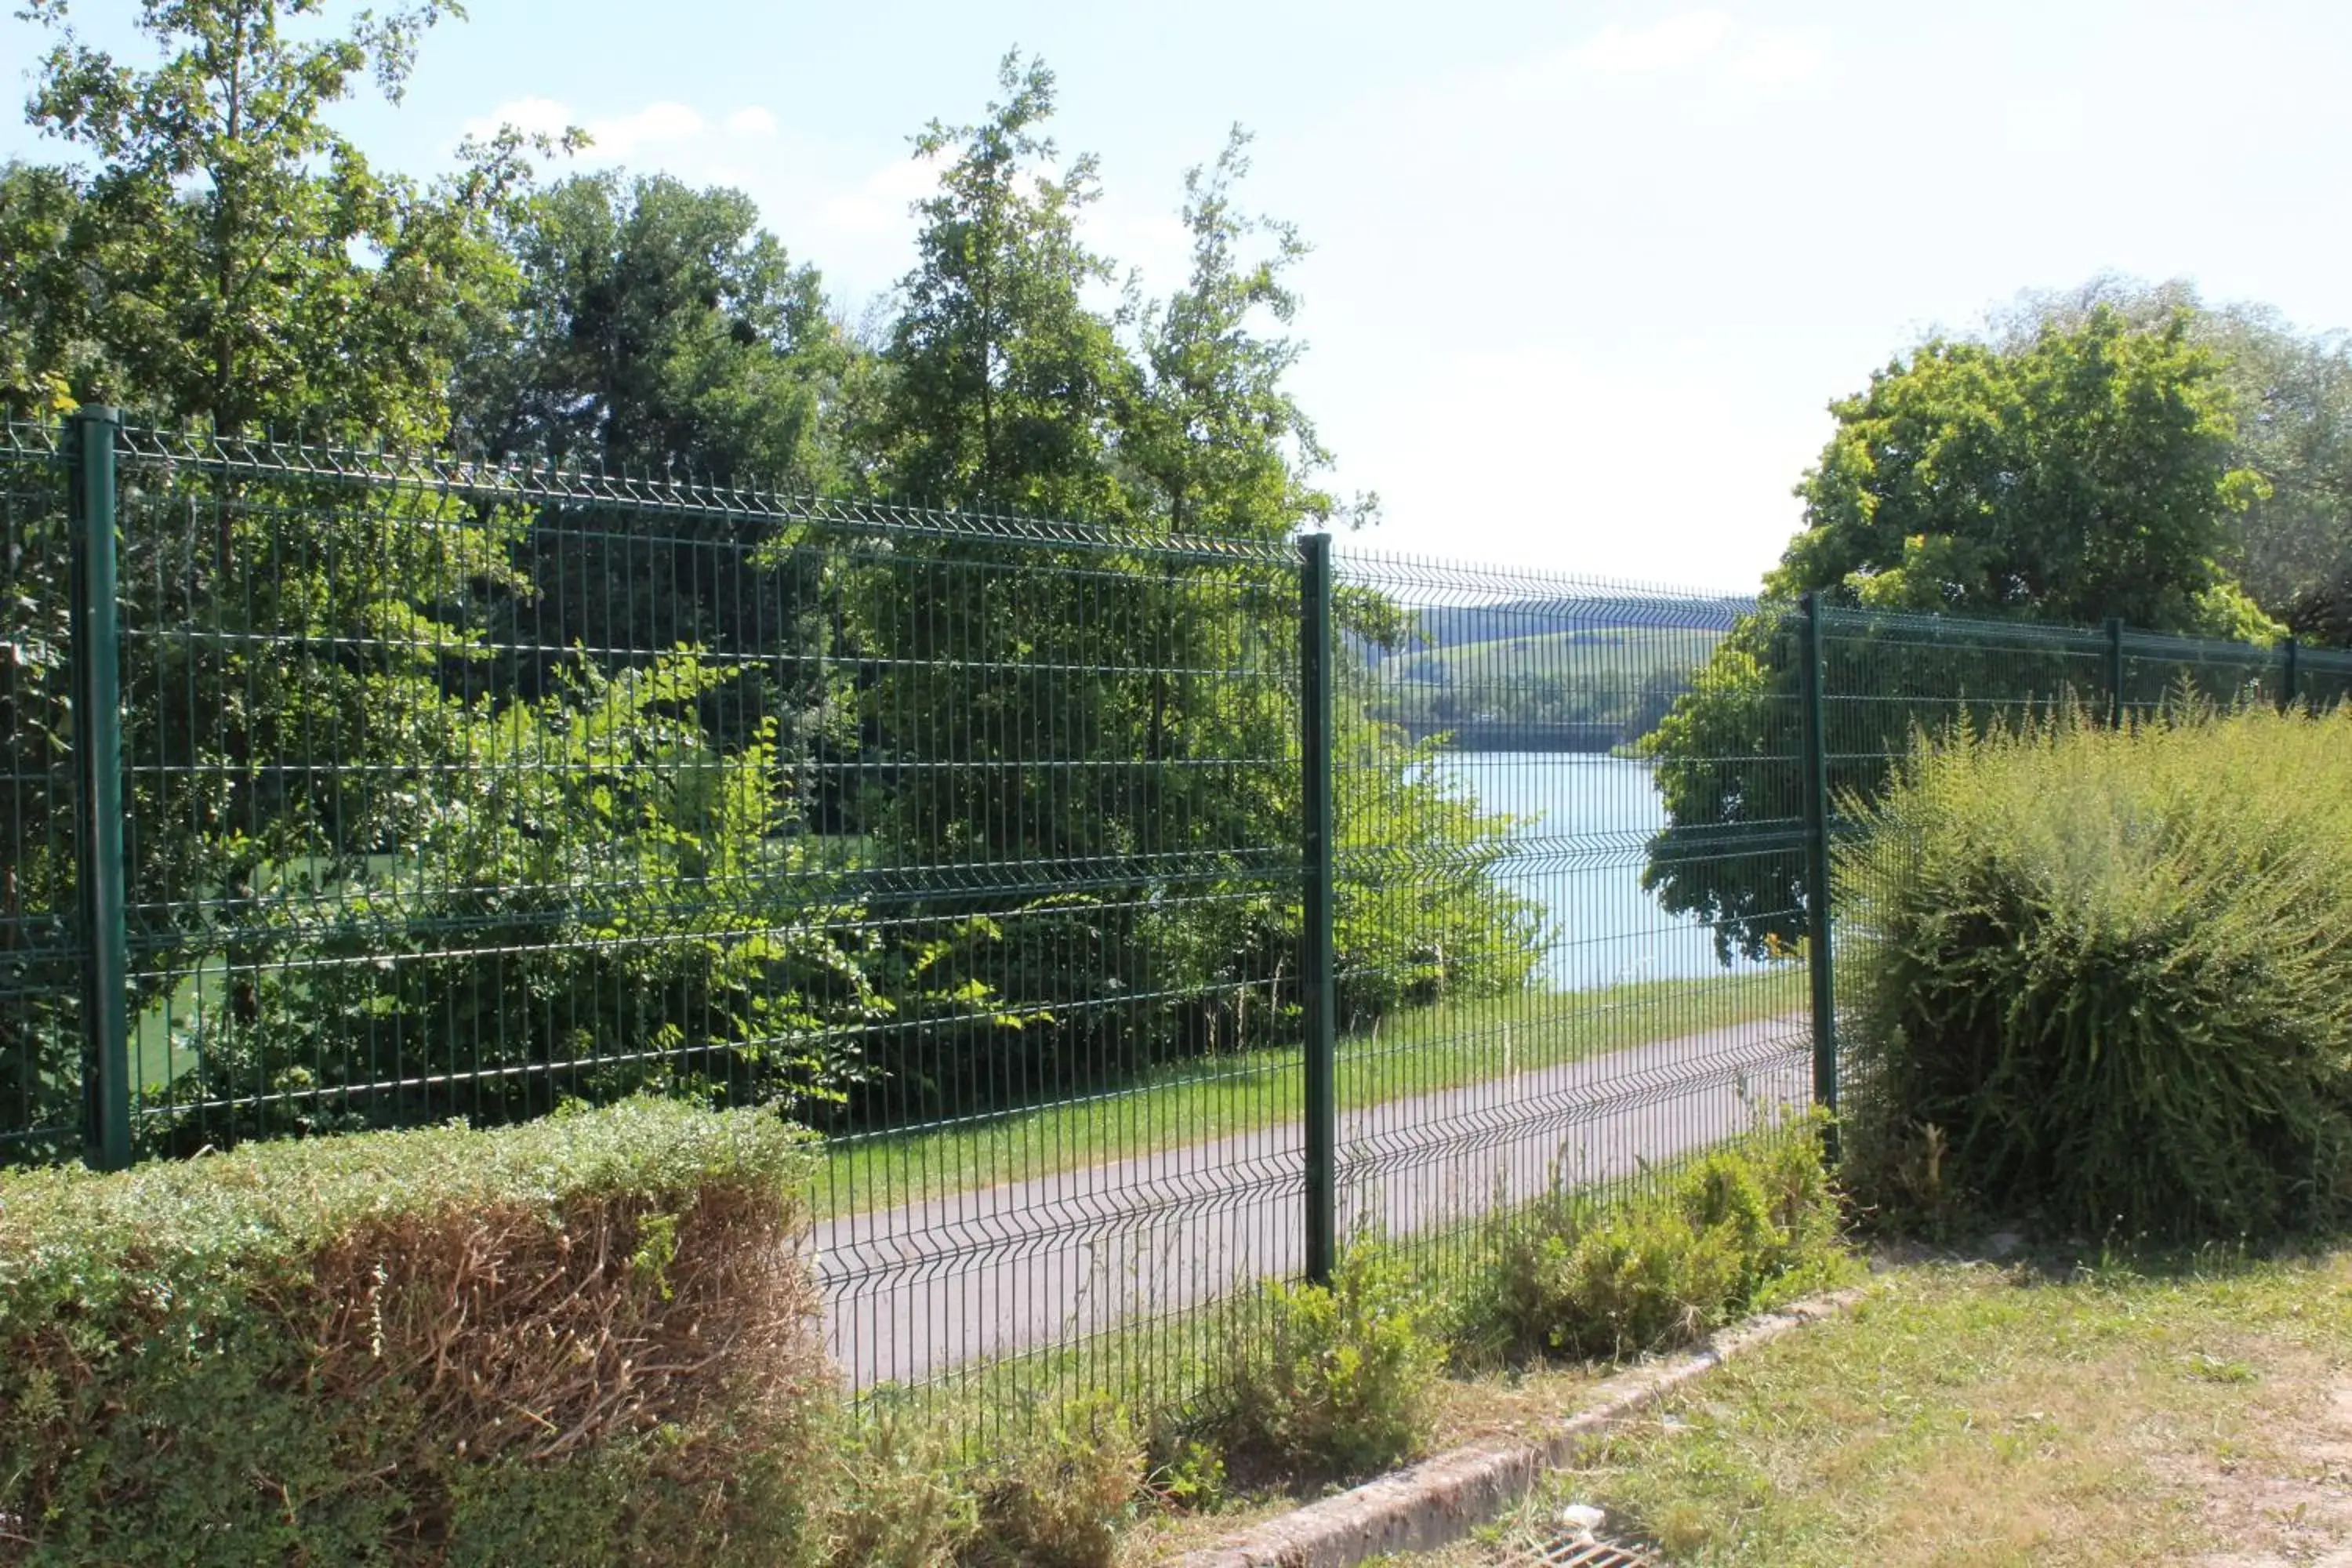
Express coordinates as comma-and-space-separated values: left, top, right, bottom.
1203, 1237, 1443, 1484
1465, 1121, 1847, 1363
968, 1395, 1143, 1568
1839, 706, 2352, 1239
0, 1098, 831, 1566
815, 1402, 978, 1568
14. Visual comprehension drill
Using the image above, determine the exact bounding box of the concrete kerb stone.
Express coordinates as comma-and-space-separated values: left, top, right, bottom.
1171, 1286, 1867, 1568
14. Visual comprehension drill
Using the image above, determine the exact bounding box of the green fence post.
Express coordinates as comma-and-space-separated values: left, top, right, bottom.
1798, 593, 1838, 1160
2105, 616, 2126, 728
1299, 531, 1338, 1287
67, 405, 132, 1172
2283, 636, 2300, 713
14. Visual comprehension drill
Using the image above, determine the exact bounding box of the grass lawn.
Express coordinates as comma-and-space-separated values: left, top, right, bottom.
1380, 1247, 2352, 1566
814, 965, 1802, 1218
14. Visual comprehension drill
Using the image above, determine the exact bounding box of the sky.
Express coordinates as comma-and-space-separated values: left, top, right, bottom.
5, 0, 2350, 592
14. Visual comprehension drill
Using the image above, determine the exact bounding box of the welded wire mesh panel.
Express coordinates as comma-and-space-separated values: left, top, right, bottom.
2301, 644, 2352, 712
811, 533, 1306, 1428
2121, 628, 2292, 716
1326, 550, 1810, 1295
0, 426, 83, 1166
93, 427, 1305, 1426
1817, 610, 2114, 1108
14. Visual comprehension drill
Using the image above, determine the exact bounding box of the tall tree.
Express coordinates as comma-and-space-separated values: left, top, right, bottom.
1122, 129, 1364, 540
874, 52, 1129, 520
1986, 276, 2352, 646
1643, 306, 2277, 960
19, 0, 537, 439
453, 171, 855, 487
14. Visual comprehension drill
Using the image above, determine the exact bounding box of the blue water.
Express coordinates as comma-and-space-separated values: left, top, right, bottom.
1432, 753, 1744, 990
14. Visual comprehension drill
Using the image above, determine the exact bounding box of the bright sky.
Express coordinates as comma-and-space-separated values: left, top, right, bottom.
7, 1, 2350, 591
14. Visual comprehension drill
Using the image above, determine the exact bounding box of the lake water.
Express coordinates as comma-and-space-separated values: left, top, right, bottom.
1431, 752, 1743, 990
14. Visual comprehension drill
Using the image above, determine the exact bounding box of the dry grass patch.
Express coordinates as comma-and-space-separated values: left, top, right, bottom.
1376, 1249, 2352, 1566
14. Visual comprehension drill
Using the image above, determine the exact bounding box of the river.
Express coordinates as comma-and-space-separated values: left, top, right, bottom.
1431, 752, 1743, 990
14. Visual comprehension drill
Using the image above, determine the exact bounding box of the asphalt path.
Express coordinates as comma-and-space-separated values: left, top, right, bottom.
813, 1012, 1809, 1388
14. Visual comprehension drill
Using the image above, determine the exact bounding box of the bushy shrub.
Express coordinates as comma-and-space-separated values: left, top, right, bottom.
1202, 1237, 1443, 1484
0, 1098, 831, 1566
815, 1402, 979, 1568
1464, 1121, 1846, 1363
968, 1395, 1143, 1568
1839, 706, 2352, 1239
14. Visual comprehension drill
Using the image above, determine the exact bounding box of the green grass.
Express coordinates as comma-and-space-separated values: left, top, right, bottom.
1406, 1246, 2352, 1566
815, 967, 1803, 1219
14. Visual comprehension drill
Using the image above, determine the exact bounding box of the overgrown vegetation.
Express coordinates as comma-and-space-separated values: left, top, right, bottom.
1201, 1238, 1446, 1485
0, 1099, 830, 1566
0, 1112, 1846, 1561
1458, 1119, 1849, 1365
1839, 704, 2352, 1240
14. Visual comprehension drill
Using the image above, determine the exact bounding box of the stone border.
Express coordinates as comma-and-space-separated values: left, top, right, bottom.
1171, 1287, 1866, 1568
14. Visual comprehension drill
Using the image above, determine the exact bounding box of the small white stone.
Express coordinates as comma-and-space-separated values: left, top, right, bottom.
1556, 1502, 1607, 1539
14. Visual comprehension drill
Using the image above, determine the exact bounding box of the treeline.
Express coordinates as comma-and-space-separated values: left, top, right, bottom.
0, 6, 1541, 1154
1645, 295, 2352, 963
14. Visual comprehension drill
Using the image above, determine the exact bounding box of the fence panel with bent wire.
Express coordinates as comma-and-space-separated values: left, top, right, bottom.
9, 412, 2352, 1435
1325, 551, 1813, 1305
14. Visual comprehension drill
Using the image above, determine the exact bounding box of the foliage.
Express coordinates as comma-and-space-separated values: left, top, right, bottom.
873, 53, 1126, 521
1333, 710, 1546, 1022
1645, 307, 2279, 959
1838, 706, 2352, 1239
1461, 1121, 1847, 1363
815, 1402, 980, 1568
1987, 274, 2352, 649
0, 1098, 833, 1565
0, 29, 1544, 1156
453, 170, 857, 489
14, 0, 550, 441
969, 1395, 1144, 1568
836, 60, 1526, 1123
1203, 1236, 1444, 1484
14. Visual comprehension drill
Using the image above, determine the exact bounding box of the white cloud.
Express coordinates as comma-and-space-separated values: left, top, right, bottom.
817, 150, 947, 238
467, 97, 784, 161
1728, 36, 1826, 86
470, 95, 573, 140
1570, 11, 1733, 73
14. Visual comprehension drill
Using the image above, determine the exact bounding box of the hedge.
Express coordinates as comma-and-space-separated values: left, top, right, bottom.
0, 1098, 829, 1566
1838, 705, 2352, 1239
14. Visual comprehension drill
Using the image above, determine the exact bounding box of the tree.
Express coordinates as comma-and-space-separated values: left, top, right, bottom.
1643, 306, 2276, 960
1986, 275, 2352, 646
18, 0, 539, 441
0, 162, 93, 417
873, 52, 1130, 520
453, 171, 855, 487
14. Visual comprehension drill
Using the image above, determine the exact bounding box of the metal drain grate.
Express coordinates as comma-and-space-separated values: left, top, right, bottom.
1530, 1535, 1656, 1567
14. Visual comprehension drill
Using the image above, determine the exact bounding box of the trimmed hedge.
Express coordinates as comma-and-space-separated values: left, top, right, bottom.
1840, 706, 2352, 1239
0, 1099, 829, 1566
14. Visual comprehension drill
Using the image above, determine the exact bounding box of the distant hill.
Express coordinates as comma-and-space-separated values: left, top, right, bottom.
1356, 592, 1751, 752
1362, 592, 1751, 666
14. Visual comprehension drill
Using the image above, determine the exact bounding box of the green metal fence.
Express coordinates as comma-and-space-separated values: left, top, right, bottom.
7, 411, 2350, 1425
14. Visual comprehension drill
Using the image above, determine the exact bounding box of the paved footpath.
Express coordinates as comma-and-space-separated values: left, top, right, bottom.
813, 1014, 1809, 1388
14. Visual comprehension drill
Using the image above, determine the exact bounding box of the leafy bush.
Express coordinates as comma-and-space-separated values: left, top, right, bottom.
1202, 1237, 1443, 1484
0, 1098, 831, 1566
968, 1395, 1143, 1568
815, 1401, 979, 1568
1839, 706, 2352, 1239
1464, 1122, 1847, 1363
